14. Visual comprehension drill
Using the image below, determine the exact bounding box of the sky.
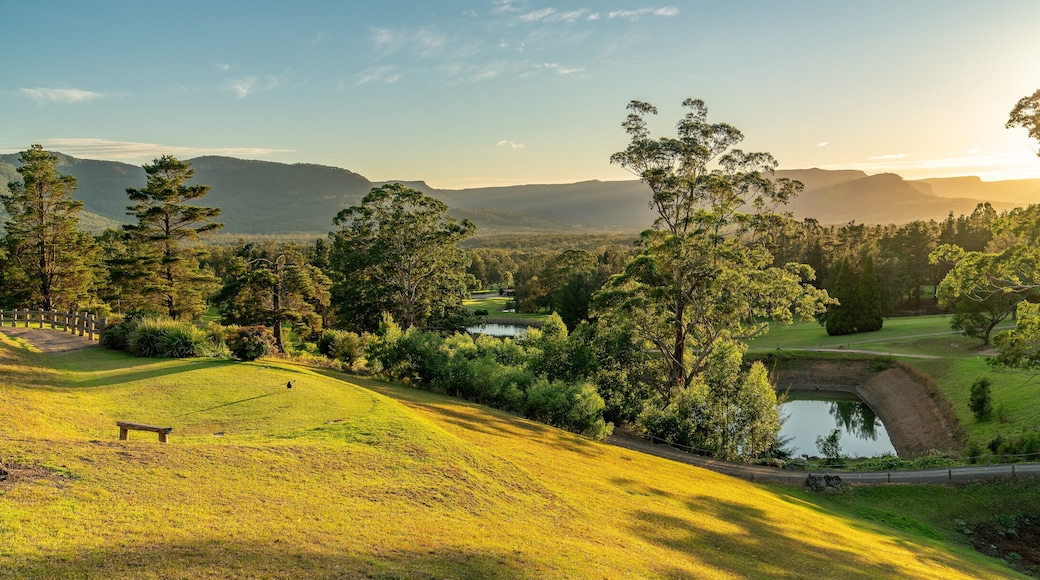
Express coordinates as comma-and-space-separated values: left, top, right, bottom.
3, 0, 1040, 189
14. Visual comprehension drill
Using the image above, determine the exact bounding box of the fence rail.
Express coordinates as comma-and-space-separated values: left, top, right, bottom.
0, 309, 107, 341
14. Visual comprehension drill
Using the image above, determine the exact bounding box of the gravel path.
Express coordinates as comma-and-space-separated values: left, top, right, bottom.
0, 326, 98, 352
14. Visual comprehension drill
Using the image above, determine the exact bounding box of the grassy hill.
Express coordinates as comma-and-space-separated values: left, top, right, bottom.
0, 332, 1024, 578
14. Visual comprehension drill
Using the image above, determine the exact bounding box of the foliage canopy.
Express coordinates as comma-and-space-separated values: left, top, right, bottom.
329, 183, 476, 332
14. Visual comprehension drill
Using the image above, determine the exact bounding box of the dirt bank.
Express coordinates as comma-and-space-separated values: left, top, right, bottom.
768, 358, 963, 458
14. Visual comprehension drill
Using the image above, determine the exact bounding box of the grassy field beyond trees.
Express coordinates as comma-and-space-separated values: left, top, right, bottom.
0, 332, 1024, 578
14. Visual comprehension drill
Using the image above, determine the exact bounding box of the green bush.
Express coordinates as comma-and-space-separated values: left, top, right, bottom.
969, 377, 993, 421
161, 323, 212, 358
317, 330, 365, 364
227, 326, 276, 361
100, 316, 136, 351
129, 318, 181, 357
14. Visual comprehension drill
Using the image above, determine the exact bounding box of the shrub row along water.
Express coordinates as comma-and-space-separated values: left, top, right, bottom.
366, 313, 611, 439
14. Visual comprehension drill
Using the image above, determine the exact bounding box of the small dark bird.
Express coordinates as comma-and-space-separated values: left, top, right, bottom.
286, 380, 294, 389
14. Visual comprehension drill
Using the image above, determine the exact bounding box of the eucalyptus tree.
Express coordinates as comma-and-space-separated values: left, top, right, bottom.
114, 156, 222, 319
595, 99, 830, 461
329, 183, 475, 332
599, 98, 830, 397
0, 145, 96, 311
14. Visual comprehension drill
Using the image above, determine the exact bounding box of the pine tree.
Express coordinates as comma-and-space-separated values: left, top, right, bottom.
117, 156, 222, 319
825, 257, 857, 335
855, 255, 884, 332
0, 145, 96, 311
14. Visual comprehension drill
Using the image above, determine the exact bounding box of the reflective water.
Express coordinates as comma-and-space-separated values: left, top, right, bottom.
466, 323, 530, 337
779, 390, 898, 458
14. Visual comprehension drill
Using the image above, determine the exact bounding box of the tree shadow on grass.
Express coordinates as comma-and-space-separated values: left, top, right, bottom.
3, 540, 530, 579
622, 484, 1000, 579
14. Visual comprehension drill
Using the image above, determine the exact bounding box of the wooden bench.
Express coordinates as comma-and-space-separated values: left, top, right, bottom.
117, 421, 173, 444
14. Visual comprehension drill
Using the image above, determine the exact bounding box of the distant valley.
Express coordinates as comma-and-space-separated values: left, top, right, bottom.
2, 152, 1038, 235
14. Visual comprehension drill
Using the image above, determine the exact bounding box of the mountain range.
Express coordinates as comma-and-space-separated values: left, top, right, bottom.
1, 152, 1038, 235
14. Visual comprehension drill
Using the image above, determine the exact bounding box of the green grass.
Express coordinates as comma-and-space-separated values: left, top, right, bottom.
773, 477, 1040, 568
748, 314, 1013, 354
0, 334, 1025, 578
464, 294, 547, 325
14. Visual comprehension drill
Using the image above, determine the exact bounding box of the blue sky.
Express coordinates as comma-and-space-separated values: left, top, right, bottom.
4, 0, 1039, 188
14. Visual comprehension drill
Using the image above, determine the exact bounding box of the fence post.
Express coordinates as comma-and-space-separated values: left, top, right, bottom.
98, 317, 107, 343
49, 311, 56, 329
87, 314, 95, 341
78, 313, 86, 337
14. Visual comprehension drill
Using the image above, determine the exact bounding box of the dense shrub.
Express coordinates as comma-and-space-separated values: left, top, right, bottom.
988, 430, 1040, 459
317, 330, 365, 364
160, 323, 211, 358
365, 317, 611, 440
128, 318, 180, 357
227, 326, 276, 361
969, 377, 994, 421
100, 316, 136, 351
102, 316, 214, 358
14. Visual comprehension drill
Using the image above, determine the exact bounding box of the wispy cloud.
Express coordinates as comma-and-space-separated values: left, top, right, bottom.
608, 7, 679, 21
11, 138, 293, 161
214, 63, 231, 73
519, 8, 556, 22
223, 73, 286, 98
537, 62, 584, 75
371, 26, 448, 58
817, 141, 829, 147
20, 87, 104, 104
494, 0, 524, 13
868, 153, 906, 160
357, 66, 401, 85
496, 140, 525, 149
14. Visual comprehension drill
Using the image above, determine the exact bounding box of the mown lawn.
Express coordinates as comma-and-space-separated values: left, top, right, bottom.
0, 332, 1026, 578
464, 294, 547, 325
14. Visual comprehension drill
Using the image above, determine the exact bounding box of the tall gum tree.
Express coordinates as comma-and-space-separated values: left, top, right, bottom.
597, 99, 831, 399
117, 155, 222, 319
0, 145, 96, 311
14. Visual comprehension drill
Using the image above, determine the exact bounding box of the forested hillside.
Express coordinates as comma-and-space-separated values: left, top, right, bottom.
0, 152, 1032, 234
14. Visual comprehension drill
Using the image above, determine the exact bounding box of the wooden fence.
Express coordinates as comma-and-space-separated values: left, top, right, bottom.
0, 309, 107, 341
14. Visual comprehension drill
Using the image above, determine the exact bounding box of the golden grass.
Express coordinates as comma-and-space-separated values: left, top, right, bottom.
0, 335, 1022, 578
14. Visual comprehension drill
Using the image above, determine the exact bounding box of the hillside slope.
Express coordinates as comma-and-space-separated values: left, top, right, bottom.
0, 333, 1020, 578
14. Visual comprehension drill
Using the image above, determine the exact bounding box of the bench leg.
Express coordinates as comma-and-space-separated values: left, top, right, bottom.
119, 427, 129, 441
158, 431, 168, 444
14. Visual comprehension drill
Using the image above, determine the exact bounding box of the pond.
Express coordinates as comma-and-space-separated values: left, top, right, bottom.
779, 390, 898, 458
466, 323, 530, 337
